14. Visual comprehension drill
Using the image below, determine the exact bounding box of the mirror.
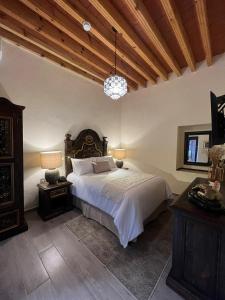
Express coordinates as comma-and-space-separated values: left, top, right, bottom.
184, 131, 212, 166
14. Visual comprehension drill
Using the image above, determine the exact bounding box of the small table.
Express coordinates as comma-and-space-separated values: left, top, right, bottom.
38, 181, 73, 221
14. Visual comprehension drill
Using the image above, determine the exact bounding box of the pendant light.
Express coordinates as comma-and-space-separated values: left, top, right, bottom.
104, 28, 127, 100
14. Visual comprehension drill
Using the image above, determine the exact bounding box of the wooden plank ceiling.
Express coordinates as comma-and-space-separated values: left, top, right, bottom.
0, 0, 224, 90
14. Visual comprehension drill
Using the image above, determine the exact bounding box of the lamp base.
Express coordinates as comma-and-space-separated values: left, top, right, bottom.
116, 160, 123, 168
45, 169, 60, 185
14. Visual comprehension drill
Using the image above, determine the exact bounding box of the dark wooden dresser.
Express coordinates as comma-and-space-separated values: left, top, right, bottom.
0, 98, 28, 240
167, 177, 225, 300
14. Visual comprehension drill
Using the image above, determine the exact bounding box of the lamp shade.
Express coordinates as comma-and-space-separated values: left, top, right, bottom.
40, 151, 62, 169
114, 149, 126, 160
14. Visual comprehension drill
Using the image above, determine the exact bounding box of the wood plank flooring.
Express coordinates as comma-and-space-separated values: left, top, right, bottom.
0, 209, 137, 300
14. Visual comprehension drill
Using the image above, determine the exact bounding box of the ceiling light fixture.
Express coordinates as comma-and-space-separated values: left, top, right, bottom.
104, 28, 127, 100
82, 21, 91, 32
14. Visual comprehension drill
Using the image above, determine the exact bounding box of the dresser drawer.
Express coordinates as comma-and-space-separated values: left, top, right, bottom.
0, 209, 19, 233
50, 187, 68, 198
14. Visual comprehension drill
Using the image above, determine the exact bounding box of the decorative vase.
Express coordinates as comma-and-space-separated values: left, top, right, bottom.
45, 169, 60, 184
116, 160, 123, 168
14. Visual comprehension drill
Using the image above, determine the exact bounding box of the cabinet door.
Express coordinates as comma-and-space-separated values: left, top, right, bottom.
184, 219, 219, 298
0, 116, 13, 158
0, 164, 14, 208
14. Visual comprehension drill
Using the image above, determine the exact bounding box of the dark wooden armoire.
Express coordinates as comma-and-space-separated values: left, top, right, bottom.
0, 98, 28, 240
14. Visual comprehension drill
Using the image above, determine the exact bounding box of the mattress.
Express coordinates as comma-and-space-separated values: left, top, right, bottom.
67, 169, 172, 247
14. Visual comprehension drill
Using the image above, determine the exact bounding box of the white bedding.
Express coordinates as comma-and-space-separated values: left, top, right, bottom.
67, 169, 172, 247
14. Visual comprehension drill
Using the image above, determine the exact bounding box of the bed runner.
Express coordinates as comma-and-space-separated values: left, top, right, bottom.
101, 172, 155, 203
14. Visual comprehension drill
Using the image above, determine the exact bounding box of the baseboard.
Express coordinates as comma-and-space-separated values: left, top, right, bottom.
24, 206, 38, 213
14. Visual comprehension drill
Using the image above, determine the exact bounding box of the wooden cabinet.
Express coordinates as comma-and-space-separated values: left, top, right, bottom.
38, 181, 73, 221
0, 98, 28, 240
167, 177, 225, 300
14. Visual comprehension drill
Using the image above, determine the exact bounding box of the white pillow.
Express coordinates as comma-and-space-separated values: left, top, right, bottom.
71, 158, 94, 175
96, 156, 116, 169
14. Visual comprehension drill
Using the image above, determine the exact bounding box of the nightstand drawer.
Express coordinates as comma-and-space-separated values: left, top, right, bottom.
50, 187, 68, 198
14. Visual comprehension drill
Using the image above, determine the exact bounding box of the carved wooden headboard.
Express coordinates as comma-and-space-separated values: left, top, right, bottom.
64, 129, 108, 176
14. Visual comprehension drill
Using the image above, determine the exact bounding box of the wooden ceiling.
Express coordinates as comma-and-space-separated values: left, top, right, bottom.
0, 0, 224, 90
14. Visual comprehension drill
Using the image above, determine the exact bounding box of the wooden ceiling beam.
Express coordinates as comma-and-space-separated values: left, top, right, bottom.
0, 28, 103, 85
0, 1, 107, 75
124, 0, 181, 76
194, 0, 212, 66
53, 0, 156, 84
19, 0, 145, 87
0, 0, 137, 90
0, 14, 108, 82
89, 0, 168, 81
159, 0, 196, 71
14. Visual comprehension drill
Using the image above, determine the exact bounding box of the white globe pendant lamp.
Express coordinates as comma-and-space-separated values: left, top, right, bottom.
104, 28, 127, 100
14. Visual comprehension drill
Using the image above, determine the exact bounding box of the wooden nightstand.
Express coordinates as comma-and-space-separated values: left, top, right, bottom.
38, 181, 73, 221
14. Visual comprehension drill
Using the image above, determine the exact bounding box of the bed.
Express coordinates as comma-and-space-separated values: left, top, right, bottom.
65, 129, 172, 248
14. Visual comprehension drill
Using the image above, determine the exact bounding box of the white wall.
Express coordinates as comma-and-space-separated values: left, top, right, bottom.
0, 40, 121, 210
1, 39, 225, 209
121, 54, 225, 194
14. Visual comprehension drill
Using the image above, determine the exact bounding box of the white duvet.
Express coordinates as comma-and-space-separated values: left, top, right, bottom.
67, 169, 172, 247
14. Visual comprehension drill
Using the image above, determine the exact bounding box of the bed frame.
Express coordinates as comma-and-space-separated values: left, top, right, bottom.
64, 129, 108, 176
64, 129, 167, 242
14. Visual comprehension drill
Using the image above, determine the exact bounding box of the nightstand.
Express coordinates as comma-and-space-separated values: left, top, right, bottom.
38, 181, 73, 221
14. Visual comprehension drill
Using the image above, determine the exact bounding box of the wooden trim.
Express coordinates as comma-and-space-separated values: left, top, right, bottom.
53, 0, 155, 84
124, 0, 181, 76
194, 0, 212, 66
0, 0, 137, 90
159, 0, 196, 71
0, 28, 103, 85
89, 0, 168, 81
19, 0, 145, 87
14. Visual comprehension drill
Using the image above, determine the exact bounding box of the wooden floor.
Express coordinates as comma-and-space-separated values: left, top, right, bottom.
0, 209, 137, 300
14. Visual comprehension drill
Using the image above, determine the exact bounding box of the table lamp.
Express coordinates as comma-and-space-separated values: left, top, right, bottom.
114, 149, 126, 168
40, 151, 62, 184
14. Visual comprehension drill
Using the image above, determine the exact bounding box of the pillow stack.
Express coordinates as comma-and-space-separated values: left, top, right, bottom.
71, 156, 116, 175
